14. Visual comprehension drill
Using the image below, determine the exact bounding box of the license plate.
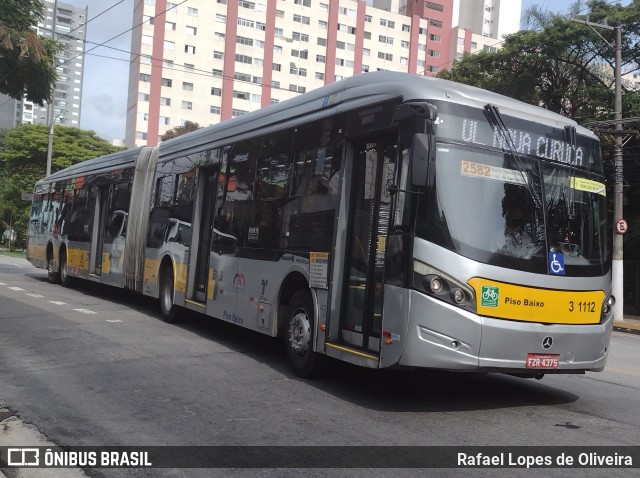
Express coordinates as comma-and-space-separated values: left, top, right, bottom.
526, 354, 559, 369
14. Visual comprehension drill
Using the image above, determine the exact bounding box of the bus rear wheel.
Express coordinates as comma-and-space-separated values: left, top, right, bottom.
159, 266, 181, 323
59, 249, 72, 287
47, 250, 60, 284
285, 290, 321, 377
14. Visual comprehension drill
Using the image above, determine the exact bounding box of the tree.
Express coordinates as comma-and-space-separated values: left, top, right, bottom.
0, 0, 61, 105
0, 124, 123, 192
0, 125, 123, 248
438, 0, 639, 122
160, 121, 201, 141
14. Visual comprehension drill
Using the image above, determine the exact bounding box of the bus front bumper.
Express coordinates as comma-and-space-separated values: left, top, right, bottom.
397, 290, 613, 373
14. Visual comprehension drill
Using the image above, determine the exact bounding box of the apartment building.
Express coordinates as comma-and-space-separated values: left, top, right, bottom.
0, 0, 87, 129
125, 0, 520, 147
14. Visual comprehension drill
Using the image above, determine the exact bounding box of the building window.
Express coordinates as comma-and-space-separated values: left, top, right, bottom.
140, 73, 150, 82
238, 17, 254, 28
235, 54, 252, 64
273, 63, 281, 71
428, 49, 440, 57
429, 19, 442, 28
186, 26, 197, 35
214, 32, 225, 41
184, 63, 194, 71
214, 50, 224, 59
363, 48, 370, 56
430, 33, 441, 42
185, 45, 196, 54
320, 3, 328, 11
426, 2, 444, 12
161, 78, 172, 87
136, 132, 147, 140
182, 82, 193, 91
276, 9, 284, 17
164, 40, 174, 50
380, 19, 395, 28
294, 0, 311, 5
378, 35, 393, 45
212, 69, 223, 77
315, 72, 324, 80
364, 31, 371, 40
292, 32, 309, 42
181, 101, 193, 110
187, 7, 198, 16
274, 45, 283, 54
160, 116, 170, 125
235, 72, 251, 82
211, 87, 222, 96
216, 14, 226, 23
138, 93, 149, 101
400, 57, 408, 65
251, 93, 261, 102
210, 106, 221, 114
293, 14, 310, 24
377, 52, 393, 61
237, 36, 253, 46
364, 15, 371, 23
164, 21, 175, 31
233, 90, 250, 100
160, 97, 171, 106
239, 0, 255, 8
318, 20, 327, 29
232, 109, 248, 117
401, 40, 409, 48
316, 54, 325, 63
402, 24, 410, 32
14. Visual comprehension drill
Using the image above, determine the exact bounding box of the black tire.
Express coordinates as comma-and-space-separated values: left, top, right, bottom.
59, 249, 72, 287
159, 266, 181, 323
47, 250, 60, 284
285, 290, 321, 377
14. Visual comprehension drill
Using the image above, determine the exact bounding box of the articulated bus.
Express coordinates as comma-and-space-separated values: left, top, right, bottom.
28, 72, 613, 377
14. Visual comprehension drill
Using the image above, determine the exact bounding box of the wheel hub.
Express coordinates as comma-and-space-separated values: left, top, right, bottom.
289, 310, 310, 356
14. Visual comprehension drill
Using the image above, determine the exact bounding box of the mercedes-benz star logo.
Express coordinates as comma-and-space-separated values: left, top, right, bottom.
542, 336, 553, 349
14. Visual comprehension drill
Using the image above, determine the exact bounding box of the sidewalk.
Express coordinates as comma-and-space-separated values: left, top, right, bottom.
615, 314, 640, 333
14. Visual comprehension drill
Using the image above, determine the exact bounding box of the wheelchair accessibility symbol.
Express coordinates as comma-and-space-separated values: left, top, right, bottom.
548, 252, 565, 275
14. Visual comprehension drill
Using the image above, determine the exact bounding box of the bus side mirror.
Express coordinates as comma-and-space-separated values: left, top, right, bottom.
411, 133, 430, 186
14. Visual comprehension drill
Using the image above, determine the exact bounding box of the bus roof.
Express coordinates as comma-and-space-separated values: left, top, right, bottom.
35, 148, 143, 187
37, 72, 596, 184
159, 71, 594, 159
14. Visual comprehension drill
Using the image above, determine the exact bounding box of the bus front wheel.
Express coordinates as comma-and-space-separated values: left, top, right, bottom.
285, 290, 321, 377
159, 266, 181, 323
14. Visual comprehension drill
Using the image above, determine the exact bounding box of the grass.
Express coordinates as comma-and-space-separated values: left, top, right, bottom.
0, 249, 26, 258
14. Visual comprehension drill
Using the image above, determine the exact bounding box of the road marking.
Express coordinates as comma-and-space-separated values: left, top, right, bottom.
73, 308, 97, 315
26, 293, 44, 298
106, 319, 123, 323
606, 367, 640, 378
49, 301, 66, 305
8, 287, 25, 291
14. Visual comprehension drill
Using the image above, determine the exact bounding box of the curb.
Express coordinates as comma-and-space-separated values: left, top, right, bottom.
613, 320, 640, 334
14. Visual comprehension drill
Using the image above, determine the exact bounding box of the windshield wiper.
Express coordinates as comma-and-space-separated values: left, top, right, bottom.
484, 104, 543, 209
565, 125, 577, 220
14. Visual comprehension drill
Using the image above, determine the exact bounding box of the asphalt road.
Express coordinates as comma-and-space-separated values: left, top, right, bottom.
0, 255, 639, 477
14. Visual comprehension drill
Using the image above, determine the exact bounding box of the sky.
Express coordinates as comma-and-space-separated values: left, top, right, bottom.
64, 0, 631, 143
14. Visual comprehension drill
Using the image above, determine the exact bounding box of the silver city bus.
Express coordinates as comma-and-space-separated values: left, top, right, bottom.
28, 72, 613, 377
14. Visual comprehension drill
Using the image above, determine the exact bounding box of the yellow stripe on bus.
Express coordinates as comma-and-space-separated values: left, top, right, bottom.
468, 278, 605, 325
325, 343, 379, 361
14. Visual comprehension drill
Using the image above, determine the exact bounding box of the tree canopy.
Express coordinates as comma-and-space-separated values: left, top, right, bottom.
438, 0, 639, 122
0, 0, 60, 105
160, 121, 201, 141
0, 125, 123, 247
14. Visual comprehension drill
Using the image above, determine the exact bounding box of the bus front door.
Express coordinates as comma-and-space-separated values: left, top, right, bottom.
90, 185, 109, 276
341, 138, 395, 353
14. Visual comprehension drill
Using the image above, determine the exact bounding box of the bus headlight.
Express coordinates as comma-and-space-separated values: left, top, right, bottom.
413, 260, 476, 313
602, 294, 615, 316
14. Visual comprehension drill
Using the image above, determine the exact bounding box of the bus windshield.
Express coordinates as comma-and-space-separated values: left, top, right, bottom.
417, 108, 610, 277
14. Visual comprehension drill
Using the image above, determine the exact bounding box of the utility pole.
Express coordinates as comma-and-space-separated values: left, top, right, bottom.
570, 18, 624, 320
45, 0, 58, 178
